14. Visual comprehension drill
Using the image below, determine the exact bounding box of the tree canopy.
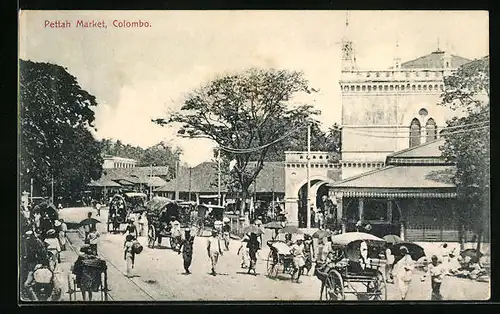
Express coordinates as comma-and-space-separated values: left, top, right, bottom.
153, 68, 326, 212
439, 56, 490, 250
19, 60, 103, 203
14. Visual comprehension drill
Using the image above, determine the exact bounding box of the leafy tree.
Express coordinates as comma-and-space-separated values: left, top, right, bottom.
439, 56, 490, 254
154, 68, 320, 214
19, 60, 103, 204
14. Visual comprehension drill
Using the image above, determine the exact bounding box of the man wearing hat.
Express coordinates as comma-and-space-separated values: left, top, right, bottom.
178, 228, 195, 274
207, 229, 223, 276
222, 217, 231, 251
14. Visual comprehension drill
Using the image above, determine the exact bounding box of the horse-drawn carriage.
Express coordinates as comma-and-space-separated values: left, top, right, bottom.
315, 232, 387, 301
146, 197, 189, 249
195, 204, 224, 236
107, 193, 147, 232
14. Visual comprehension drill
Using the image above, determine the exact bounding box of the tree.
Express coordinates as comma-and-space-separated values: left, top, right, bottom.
19, 60, 103, 204
439, 56, 490, 254
154, 68, 320, 215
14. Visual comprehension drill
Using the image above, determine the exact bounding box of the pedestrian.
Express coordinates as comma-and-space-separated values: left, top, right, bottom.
96, 202, 101, 217
123, 234, 136, 277
439, 243, 451, 274
393, 246, 415, 300
83, 212, 96, 239
207, 230, 223, 276
87, 226, 100, 255
247, 232, 260, 275
123, 217, 138, 239
237, 234, 250, 268
254, 217, 264, 248
56, 219, 67, 251
303, 234, 315, 276
421, 255, 446, 300
284, 233, 293, 247
137, 212, 145, 237
170, 216, 182, 251
222, 217, 231, 251
316, 236, 331, 263
385, 243, 395, 283
290, 235, 306, 283
178, 228, 195, 274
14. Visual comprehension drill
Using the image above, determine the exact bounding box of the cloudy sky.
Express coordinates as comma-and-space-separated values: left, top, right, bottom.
19, 10, 489, 166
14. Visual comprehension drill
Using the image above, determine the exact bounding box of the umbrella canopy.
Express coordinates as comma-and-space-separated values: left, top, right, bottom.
329, 232, 385, 246
312, 229, 332, 239
79, 218, 101, 226
146, 197, 176, 214
263, 221, 284, 230
278, 225, 303, 234
391, 242, 426, 261
383, 234, 403, 244
460, 249, 483, 263
242, 225, 264, 235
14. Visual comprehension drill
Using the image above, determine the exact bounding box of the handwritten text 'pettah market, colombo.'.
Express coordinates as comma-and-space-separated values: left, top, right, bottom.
44, 20, 152, 28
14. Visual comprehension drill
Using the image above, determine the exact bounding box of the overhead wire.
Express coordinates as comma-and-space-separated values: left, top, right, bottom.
344, 125, 489, 139
344, 120, 489, 135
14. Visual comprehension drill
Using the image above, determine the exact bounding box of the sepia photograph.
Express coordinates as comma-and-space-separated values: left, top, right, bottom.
18, 10, 490, 302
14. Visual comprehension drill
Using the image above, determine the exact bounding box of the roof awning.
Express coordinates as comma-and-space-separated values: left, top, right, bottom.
332, 190, 457, 199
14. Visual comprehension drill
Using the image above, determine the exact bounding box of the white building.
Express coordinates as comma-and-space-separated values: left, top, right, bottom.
102, 155, 138, 169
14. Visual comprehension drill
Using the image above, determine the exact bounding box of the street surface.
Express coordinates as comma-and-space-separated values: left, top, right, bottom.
56, 207, 490, 301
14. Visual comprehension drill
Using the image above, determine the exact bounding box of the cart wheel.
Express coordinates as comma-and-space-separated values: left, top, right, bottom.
323, 270, 344, 301
266, 251, 278, 278
368, 271, 387, 300
148, 225, 156, 248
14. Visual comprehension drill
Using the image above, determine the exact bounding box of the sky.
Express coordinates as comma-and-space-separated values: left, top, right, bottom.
19, 10, 489, 166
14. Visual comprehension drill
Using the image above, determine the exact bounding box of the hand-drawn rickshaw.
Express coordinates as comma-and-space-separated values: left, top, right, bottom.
107, 193, 147, 233
195, 204, 225, 236
67, 255, 108, 301
315, 232, 387, 301
146, 197, 187, 249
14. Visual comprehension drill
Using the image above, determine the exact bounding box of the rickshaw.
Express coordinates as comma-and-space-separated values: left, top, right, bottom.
266, 240, 296, 279
146, 197, 185, 249
177, 201, 197, 226
67, 256, 108, 301
315, 232, 387, 301
107, 193, 147, 232
195, 204, 225, 236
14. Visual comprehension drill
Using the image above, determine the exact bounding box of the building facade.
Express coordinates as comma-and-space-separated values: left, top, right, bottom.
102, 155, 138, 169
339, 30, 470, 179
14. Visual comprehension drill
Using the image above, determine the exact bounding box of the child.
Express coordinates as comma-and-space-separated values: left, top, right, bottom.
421, 255, 446, 300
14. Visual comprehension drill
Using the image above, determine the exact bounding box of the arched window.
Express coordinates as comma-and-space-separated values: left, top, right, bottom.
409, 118, 421, 148
426, 118, 437, 142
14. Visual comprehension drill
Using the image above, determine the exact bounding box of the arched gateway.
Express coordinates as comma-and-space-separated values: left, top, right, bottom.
284, 151, 341, 227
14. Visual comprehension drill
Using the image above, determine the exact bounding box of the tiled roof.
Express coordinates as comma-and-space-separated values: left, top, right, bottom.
401, 51, 472, 69
102, 166, 170, 180
155, 161, 285, 193
87, 178, 122, 187
388, 138, 445, 158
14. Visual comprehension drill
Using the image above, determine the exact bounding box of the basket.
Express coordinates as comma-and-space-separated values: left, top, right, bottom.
33, 267, 53, 284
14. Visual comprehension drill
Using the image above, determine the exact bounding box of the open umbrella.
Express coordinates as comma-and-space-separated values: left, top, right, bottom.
329, 232, 385, 246
391, 242, 426, 261
460, 248, 483, 263
263, 221, 283, 230
242, 225, 264, 235
312, 229, 332, 239
278, 225, 303, 234
79, 218, 101, 226
383, 234, 402, 244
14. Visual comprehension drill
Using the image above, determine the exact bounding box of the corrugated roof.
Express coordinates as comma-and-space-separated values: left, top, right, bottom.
401, 51, 472, 69
328, 165, 455, 189
102, 166, 170, 180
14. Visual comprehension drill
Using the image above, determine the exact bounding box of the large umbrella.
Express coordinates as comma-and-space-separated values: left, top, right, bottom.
391, 242, 426, 261
278, 225, 303, 234
263, 221, 283, 230
329, 232, 385, 246
460, 248, 483, 263
312, 229, 332, 239
79, 218, 101, 226
383, 234, 402, 244
242, 225, 264, 235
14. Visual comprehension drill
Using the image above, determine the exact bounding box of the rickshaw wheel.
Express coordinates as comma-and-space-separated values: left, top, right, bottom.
148, 225, 156, 248
323, 270, 344, 301
266, 251, 278, 278
367, 271, 387, 300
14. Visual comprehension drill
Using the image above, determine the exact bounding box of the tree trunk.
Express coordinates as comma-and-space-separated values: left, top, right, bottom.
240, 189, 248, 217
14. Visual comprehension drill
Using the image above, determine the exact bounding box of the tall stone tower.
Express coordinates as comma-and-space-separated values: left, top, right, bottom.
339, 33, 472, 180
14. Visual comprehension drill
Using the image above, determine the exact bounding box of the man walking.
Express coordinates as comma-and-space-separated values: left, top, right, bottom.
178, 228, 195, 274
222, 217, 231, 251
207, 230, 223, 276
96, 201, 101, 217
421, 255, 446, 300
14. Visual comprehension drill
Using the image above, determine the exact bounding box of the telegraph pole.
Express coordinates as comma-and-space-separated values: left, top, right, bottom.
51, 175, 54, 204
307, 122, 311, 229
175, 156, 180, 200
149, 164, 153, 200
217, 147, 221, 206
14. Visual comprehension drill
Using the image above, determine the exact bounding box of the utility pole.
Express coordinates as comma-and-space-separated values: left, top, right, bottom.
149, 164, 153, 200
307, 122, 311, 229
175, 155, 180, 200
51, 175, 54, 204
188, 167, 192, 202
217, 147, 221, 206
30, 178, 33, 204
272, 166, 275, 220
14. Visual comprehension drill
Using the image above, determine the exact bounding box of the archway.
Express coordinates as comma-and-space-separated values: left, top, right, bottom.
297, 180, 331, 228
